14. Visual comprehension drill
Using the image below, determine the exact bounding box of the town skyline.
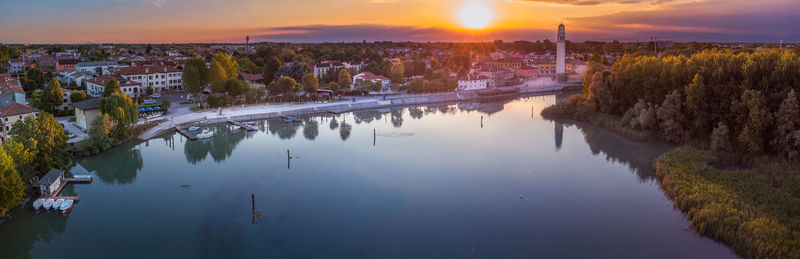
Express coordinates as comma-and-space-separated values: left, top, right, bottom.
2, 0, 799, 44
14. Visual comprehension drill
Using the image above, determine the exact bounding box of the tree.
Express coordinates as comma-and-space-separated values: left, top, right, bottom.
657, 90, 688, 143
1, 139, 34, 181
0, 147, 24, 217
7, 113, 70, 179
212, 51, 238, 78
275, 76, 297, 95
103, 79, 120, 97
100, 90, 139, 137
302, 72, 318, 95
337, 69, 352, 91
684, 74, 711, 136
390, 62, 405, 84
40, 77, 64, 113
88, 114, 115, 150
24, 67, 45, 92
225, 78, 246, 97
409, 78, 425, 93
771, 90, 800, 160
710, 122, 732, 153
145, 86, 154, 96
70, 90, 87, 103
182, 57, 208, 94
208, 60, 228, 84
737, 90, 772, 154
262, 56, 282, 84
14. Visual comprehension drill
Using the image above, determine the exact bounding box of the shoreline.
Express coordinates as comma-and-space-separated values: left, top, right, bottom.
137, 84, 570, 140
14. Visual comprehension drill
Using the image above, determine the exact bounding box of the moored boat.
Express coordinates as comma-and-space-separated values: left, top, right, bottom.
59, 200, 74, 213
53, 199, 65, 209
229, 125, 239, 131
283, 117, 300, 123
43, 199, 55, 210
33, 198, 45, 211
188, 126, 201, 132
196, 129, 214, 139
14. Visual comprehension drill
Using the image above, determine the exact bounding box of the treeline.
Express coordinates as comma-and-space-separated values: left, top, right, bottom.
550, 49, 800, 160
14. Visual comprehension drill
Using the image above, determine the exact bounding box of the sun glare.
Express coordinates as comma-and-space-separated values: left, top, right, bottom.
457, 2, 494, 30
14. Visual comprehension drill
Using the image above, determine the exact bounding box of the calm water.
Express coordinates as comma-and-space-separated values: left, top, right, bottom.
0, 94, 737, 258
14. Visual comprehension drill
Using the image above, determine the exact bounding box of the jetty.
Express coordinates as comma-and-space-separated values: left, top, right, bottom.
176, 126, 199, 140
227, 119, 256, 131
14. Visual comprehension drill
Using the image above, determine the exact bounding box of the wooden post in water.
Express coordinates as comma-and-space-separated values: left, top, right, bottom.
287, 149, 291, 169
481, 115, 484, 128
373, 128, 376, 146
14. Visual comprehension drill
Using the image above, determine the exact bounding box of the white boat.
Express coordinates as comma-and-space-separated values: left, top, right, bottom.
33, 198, 45, 210
53, 199, 65, 209
196, 129, 214, 139
229, 125, 239, 131
73, 175, 93, 179
43, 199, 55, 210
59, 199, 74, 212
188, 126, 201, 132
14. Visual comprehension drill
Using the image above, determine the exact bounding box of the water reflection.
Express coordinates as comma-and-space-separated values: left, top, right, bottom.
79, 147, 143, 184
0, 205, 68, 258
302, 117, 319, 140
183, 126, 249, 164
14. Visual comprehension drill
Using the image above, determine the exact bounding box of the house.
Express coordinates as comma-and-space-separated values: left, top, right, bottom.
0, 74, 26, 107
457, 75, 489, 91
313, 62, 345, 78
112, 65, 183, 93
73, 98, 101, 131
0, 103, 39, 143
57, 89, 74, 112
476, 66, 508, 88
77, 61, 123, 76
238, 72, 264, 87
514, 66, 539, 79
37, 169, 65, 197
55, 59, 80, 72
59, 70, 92, 87
351, 71, 391, 91
8, 58, 25, 74
86, 75, 142, 97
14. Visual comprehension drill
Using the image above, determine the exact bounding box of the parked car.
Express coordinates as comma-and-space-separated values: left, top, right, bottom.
151, 93, 161, 99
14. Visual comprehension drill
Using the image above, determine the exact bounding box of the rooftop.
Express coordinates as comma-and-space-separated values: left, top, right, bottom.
37, 169, 64, 186
73, 98, 101, 111
0, 103, 38, 117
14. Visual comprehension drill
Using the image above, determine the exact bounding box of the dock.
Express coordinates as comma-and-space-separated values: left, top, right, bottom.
176, 126, 199, 140
51, 196, 80, 202
227, 120, 256, 131
65, 176, 93, 183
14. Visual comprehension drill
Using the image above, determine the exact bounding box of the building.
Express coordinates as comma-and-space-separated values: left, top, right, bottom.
457, 75, 489, 91
351, 71, 390, 91
55, 59, 80, 72
59, 70, 92, 87
57, 89, 75, 112
514, 66, 539, 79
77, 61, 123, 76
476, 66, 508, 88
38, 169, 65, 197
556, 23, 566, 81
113, 65, 183, 93
0, 74, 25, 107
313, 62, 345, 78
238, 72, 264, 87
73, 98, 101, 131
0, 103, 39, 143
86, 75, 142, 97
8, 58, 25, 74
488, 58, 523, 69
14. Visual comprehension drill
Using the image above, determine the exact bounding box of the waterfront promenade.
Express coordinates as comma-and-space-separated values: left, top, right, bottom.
137, 83, 567, 140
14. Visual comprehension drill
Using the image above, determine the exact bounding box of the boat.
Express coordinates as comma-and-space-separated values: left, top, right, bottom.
43, 199, 55, 210
196, 129, 214, 139
188, 126, 201, 132
245, 121, 257, 126
229, 125, 239, 131
59, 200, 74, 213
242, 124, 257, 131
53, 199, 65, 209
33, 198, 45, 211
283, 117, 300, 123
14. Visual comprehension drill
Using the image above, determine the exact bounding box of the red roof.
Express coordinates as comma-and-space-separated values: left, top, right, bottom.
355, 71, 389, 81
239, 72, 263, 82
0, 103, 38, 118
86, 75, 140, 87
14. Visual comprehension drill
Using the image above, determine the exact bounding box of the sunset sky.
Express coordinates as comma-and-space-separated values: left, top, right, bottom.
1, 0, 798, 44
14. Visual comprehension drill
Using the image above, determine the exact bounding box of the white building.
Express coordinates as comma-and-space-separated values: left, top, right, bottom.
313, 61, 365, 78
457, 75, 489, 91
8, 58, 25, 74
86, 75, 142, 97
59, 70, 92, 87
112, 66, 183, 93
351, 71, 390, 91
77, 61, 124, 76
556, 23, 566, 81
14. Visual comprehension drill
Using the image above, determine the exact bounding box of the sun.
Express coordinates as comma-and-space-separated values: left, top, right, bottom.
457, 2, 494, 30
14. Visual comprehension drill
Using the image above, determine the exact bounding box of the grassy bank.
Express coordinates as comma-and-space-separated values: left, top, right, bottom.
541, 95, 653, 142
655, 146, 800, 258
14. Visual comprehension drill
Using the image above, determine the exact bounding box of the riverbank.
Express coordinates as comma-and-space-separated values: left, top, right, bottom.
655, 147, 800, 258
137, 84, 569, 140
540, 95, 653, 141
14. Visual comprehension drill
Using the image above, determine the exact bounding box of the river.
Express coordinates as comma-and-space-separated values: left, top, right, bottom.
0, 94, 737, 258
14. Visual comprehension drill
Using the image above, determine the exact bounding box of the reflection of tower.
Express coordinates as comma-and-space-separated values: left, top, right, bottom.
556, 23, 566, 82
555, 121, 563, 151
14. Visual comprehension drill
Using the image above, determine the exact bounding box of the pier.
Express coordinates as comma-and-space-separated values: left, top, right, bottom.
176, 126, 199, 140
227, 119, 256, 131
65, 177, 93, 183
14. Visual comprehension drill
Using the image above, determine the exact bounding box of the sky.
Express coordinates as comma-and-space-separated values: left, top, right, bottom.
1, 0, 799, 44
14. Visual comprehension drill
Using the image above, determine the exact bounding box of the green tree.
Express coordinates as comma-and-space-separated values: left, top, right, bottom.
737, 90, 772, 154
302, 72, 319, 95
390, 62, 405, 84
70, 90, 87, 103
1, 139, 35, 181
103, 79, 120, 97
409, 78, 425, 93
145, 86, 154, 96
771, 90, 800, 160
182, 57, 208, 94
7, 113, 70, 178
275, 76, 297, 95
262, 56, 282, 83
88, 114, 115, 150
40, 78, 64, 113
710, 122, 732, 153
337, 69, 352, 91
656, 90, 688, 143
0, 147, 24, 217
24, 67, 45, 92
225, 78, 246, 98
212, 51, 238, 78
100, 90, 139, 137
684, 74, 710, 136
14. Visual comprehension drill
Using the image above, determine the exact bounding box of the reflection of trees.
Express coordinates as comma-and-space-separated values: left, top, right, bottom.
266, 118, 302, 140
0, 204, 68, 259
329, 116, 339, 130
183, 126, 247, 164
339, 122, 352, 141
302, 117, 319, 140
353, 110, 382, 124
79, 146, 143, 184
560, 120, 673, 181
555, 122, 563, 151
390, 108, 404, 128
456, 100, 509, 115
409, 107, 423, 119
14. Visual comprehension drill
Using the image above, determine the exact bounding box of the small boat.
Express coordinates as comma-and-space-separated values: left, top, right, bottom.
196, 129, 214, 139
188, 126, 201, 132
33, 198, 45, 211
245, 121, 257, 126
283, 117, 300, 123
53, 199, 65, 209
229, 125, 239, 131
59, 200, 74, 213
43, 199, 55, 210
73, 175, 93, 179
